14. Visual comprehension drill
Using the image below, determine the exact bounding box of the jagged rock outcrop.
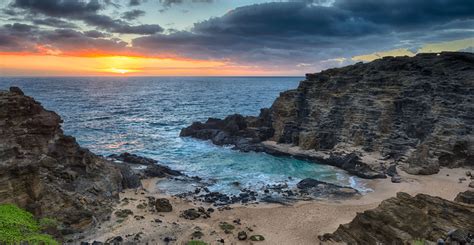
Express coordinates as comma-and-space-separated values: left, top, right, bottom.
108, 152, 183, 178
181, 52, 474, 177
320, 192, 474, 244
0, 87, 135, 234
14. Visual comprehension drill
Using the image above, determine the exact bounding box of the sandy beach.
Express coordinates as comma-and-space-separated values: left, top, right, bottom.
81, 167, 472, 245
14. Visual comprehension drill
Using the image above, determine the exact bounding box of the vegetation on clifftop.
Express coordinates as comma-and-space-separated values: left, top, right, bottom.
0, 204, 58, 244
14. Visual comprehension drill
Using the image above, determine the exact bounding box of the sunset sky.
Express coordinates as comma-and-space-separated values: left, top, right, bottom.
0, 0, 473, 76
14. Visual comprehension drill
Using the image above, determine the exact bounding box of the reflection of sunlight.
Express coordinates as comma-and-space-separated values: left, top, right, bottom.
103, 67, 138, 74
104, 141, 128, 150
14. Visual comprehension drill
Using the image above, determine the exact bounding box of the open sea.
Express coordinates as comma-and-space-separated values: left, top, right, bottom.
0, 77, 368, 196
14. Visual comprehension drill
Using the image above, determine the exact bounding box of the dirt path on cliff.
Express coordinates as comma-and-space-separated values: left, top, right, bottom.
79, 167, 472, 245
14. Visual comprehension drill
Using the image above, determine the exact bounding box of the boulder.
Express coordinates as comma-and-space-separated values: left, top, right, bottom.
180, 209, 201, 220
391, 175, 402, 183
155, 198, 173, 212
386, 164, 398, 177
454, 190, 474, 204
296, 178, 359, 198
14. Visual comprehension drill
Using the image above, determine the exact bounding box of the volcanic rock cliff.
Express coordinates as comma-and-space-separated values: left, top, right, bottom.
181, 52, 474, 177
0, 87, 135, 234
321, 192, 474, 244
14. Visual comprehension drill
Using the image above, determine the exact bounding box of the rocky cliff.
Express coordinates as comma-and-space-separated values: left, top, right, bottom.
181, 52, 474, 177
320, 192, 474, 244
0, 87, 133, 234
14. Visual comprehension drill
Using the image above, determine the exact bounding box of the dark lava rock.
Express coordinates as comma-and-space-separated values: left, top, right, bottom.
321, 192, 474, 244
181, 52, 474, 177
115, 162, 142, 189
446, 229, 473, 243
105, 236, 123, 244
296, 178, 359, 198
386, 164, 398, 177
9, 86, 24, 95
109, 152, 182, 179
109, 152, 157, 165
180, 208, 202, 220
391, 175, 402, 183
144, 164, 182, 178
454, 190, 474, 204
155, 198, 173, 212
0, 88, 128, 233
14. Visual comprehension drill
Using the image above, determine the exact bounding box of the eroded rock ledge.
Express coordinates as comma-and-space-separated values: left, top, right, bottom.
181, 52, 474, 178
0, 87, 137, 235
320, 192, 474, 244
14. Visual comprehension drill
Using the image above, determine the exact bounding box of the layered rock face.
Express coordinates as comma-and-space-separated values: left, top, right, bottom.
0, 87, 127, 233
321, 192, 474, 244
181, 52, 474, 176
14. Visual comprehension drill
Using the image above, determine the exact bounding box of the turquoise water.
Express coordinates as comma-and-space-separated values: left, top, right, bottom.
0, 77, 367, 195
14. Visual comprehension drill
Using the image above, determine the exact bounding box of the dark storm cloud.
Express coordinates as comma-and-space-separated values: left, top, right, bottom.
12, 0, 102, 17
121, 9, 145, 20
133, 0, 474, 67
3, 23, 37, 32
334, 0, 474, 30
1, 0, 473, 70
84, 30, 110, 38
9, 0, 163, 35
82, 13, 162, 34
0, 23, 131, 54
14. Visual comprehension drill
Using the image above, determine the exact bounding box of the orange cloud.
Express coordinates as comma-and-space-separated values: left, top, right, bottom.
0, 54, 293, 76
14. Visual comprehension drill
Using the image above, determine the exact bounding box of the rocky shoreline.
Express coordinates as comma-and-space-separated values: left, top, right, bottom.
181, 52, 474, 181
1, 51, 474, 245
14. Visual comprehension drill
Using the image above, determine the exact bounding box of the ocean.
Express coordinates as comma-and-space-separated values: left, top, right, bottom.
0, 77, 368, 196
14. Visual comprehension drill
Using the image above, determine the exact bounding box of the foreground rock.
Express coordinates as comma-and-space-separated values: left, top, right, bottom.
181, 52, 474, 177
320, 192, 474, 244
0, 87, 135, 234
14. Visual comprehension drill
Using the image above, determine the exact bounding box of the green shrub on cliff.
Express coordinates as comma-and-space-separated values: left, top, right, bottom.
0, 204, 58, 244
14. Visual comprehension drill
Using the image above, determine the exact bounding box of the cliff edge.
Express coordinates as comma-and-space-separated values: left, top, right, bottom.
181, 52, 474, 177
0, 87, 132, 234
